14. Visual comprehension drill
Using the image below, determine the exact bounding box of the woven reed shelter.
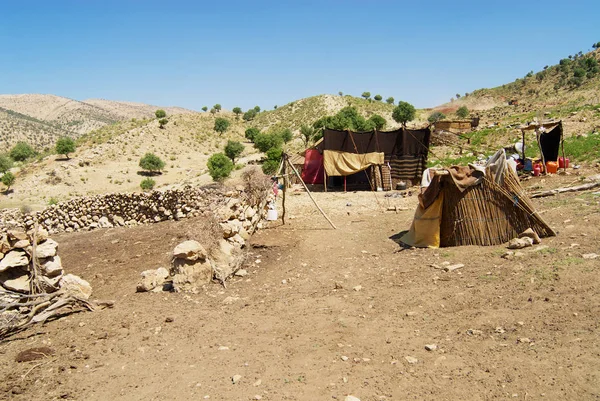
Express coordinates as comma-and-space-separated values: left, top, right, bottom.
401, 150, 555, 247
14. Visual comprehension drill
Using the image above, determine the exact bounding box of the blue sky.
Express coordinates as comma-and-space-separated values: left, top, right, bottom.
1, 0, 599, 111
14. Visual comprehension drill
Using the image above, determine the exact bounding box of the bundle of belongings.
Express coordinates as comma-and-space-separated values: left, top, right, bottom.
400, 149, 555, 247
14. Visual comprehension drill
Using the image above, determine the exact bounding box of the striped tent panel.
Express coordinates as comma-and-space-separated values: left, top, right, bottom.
387, 155, 427, 181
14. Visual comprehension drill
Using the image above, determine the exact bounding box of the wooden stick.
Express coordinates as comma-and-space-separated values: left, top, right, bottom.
286, 158, 337, 229
531, 181, 600, 198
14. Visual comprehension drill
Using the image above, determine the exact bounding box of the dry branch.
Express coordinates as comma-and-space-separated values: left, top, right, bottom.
531, 181, 600, 198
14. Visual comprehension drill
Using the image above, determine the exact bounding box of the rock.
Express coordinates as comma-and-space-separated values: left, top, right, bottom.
425, 344, 438, 351
28, 227, 49, 243
113, 216, 125, 226
7, 230, 27, 241
36, 239, 59, 258
12, 239, 31, 249
507, 237, 534, 249
406, 311, 417, 316
171, 259, 212, 292
173, 240, 207, 261
519, 228, 541, 244
40, 274, 62, 293
97, 216, 113, 228
40, 256, 63, 277
443, 263, 464, 272
0, 268, 30, 293
220, 222, 237, 238
345, 396, 361, 401
232, 374, 242, 384
137, 267, 169, 292
222, 296, 239, 305
467, 329, 483, 336
404, 356, 418, 364
59, 274, 92, 299
0, 235, 10, 253
341, 355, 349, 361
582, 253, 599, 260
218, 346, 229, 351
0, 250, 29, 272
353, 285, 362, 292
234, 269, 248, 277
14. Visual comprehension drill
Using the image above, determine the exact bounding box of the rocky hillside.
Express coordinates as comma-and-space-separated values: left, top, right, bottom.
0, 94, 196, 150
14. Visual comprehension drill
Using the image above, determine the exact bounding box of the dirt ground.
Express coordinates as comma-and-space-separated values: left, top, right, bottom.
1, 172, 599, 401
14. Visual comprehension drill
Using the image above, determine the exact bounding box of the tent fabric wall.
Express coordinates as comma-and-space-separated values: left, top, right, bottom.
302, 149, 324, 184
539, 124, 562, 162
323, 150, 384, 176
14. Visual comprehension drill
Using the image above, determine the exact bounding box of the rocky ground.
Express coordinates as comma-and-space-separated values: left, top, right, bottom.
0, 169, 599, 401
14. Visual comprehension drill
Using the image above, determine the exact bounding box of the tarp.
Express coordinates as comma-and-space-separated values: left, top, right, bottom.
400, 192, 444, 248
302, 149, 324, 184
323, 150, 384, 176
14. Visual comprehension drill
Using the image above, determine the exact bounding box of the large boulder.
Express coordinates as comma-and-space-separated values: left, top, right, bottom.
0, 250, 30, 272
171, 259, 213, 292
0, 268, 30, 293
59, 274, 92, 299
173, 240, 207, 261
137, 267, 169, 292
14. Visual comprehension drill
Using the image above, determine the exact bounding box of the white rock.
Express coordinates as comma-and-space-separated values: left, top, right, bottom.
0, 250, 29, 272
234, 269, 248, 277
404, 356, 418, 364
137, 267, 169, 292
582, 253, 599, 260
507, 237, 534, 249
36, 239, 59, 258
41, 255, 63, 277
443, 263, 464, 272
345, 396, 361, 401
59, 274, 92, 299
0, 269, 30, 293
353, 285, 362, 291
173, 240, 207, 261
232, 374, 242, 384
425, 344, 438, 351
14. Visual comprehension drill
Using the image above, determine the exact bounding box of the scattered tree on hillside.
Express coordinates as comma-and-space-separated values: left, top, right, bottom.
386, 97, 395, 104
243, 109, 257, 121
9, 142, 35, 162
140, 178, 156, 191
245, 127, 260, 142
224, 140, 245, 164
262, 147, 282, 175
313, 107, 375, 132
232, 107, 242, 119
214, 117, 230, 134
274, 105, 278, 109
1, 172, 15, 192
368, 114, 386, 130
155, 109, 166, 119
213, 104, 222, 112
139, 153, 165, 174
158, 118, 168, 128
253, 106, 261, 113
253, 133, 283, 153
456, 106, 469, 119
202, 106, 208, 112
374, 94, 382, 102
392, 101, 416, 127
210, 108, 217, 114
207, 153, 233, 181
427, 111, 446, 123
455, 93, 461, 99
280, 128, 293, 143
361, 92, 371, 101
55, 137, 76, 159
338, 91, 343, 96
300, 125, 316, 148
0, 155, 12, 173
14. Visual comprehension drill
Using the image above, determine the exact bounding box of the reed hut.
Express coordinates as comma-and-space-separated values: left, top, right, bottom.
400, 150, 555, 247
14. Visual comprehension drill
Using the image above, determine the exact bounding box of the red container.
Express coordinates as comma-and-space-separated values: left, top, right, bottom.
533, 164, 541, 176
558, 157, 569, 169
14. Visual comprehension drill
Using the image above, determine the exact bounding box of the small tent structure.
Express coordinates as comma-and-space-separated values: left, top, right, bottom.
400, 149, 555, 247
519, 120, 565, 172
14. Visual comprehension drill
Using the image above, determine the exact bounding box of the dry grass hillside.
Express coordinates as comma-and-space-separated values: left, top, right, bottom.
0, 94, 196, 150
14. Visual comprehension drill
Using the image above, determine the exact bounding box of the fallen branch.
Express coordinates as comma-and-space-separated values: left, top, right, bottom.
530, 181, 600, 198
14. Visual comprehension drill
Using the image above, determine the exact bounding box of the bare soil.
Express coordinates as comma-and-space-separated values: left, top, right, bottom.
1, 172, 599, 401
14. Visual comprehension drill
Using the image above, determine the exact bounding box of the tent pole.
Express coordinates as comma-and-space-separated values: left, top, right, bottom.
521, 129, 526, 161
286, 158, 337, 229
282, 154, 287, 225
344, 176, 347, 193
324, 169, 327, 192
536, 129, 546, 174
560, 124, 567, 173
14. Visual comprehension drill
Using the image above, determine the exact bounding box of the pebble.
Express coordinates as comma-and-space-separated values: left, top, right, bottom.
253, 379, 262, 387
353, 285, 362, 292
424, 344, 437, 351
444, 263, 464, 272
234, 269, 248, 277
404, 356, 418, 364
345, 396, 360, 401
254, 396, 262, 400
582, 253, 599, 259
218, 346, 229, 351
232, 374, 242, 384
406, 311, 417, 316
341, 356, 349, 361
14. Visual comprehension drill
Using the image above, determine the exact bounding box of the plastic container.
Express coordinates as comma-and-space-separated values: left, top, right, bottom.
533, 164, 541, 176
546, 161, 558, 174
558, 157, 570, 169
266, 208, 278, 221
524, 159, 533, 172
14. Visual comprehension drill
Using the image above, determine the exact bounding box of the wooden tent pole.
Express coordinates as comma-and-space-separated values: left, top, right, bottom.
536, 129, 546, 174
286, 157, 337, 229
560, 123, 567, 172
324, 169, 327, 192
521, 129, 526, 162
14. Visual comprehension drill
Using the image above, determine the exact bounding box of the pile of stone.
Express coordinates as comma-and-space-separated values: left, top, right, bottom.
0, 228, 91, 298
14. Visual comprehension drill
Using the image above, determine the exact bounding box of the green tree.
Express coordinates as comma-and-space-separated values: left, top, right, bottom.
0, 155, 12, 173
1, 172, 15, 191
456, 106, 469, 119
245, 127, 260, 142
300, 124, 316, 147
253, 106, 261, 113
155, 109, 166, 118
313, 107, 375, 132
243, 109, 257, 121
262, 147, 282, 175
140, 178, 156, 191
158, 118, 168, 128
232, 107, 242, 119
338, 91, 343, 96
10, 142, 35, 161
207, 153, 233, 181
202, 106, 208, 112
386, 97, 395, 104
280, 128, 293, 143
374, 94, 382, 102
224, 140, 245, 164
274, 105, 278, 109
139, 153, 165, 173
428, 111, 446, 123
214, 117, 230, 134
361, 92, 371, 100
213, 104, 222, 112
55, 137, 76, 159
368, 114, 386, 130
392, 101, 416, 127
254, 133, 283, 153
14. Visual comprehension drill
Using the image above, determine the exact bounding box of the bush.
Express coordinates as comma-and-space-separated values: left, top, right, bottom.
300, 124, 316, 147
232, 107, 242, 118
392, 101, 416, 127
10, 142, 35, 161
374, 94, 382, 101
368, 114, 386, 130
214, 117, 230, 134
428, 111, 446, 123
213, 104, 222, 112
254, 133, 283, 153
48, 197, 59, 205
0, 155, 12, 173
207, 153, 233, 181
55, 137, 76, 158
245, 127, 260, 142
139, 153, 165, 173
253, 106, 261, 113
361, 92, 371, 100
386, 97, 394, 104
202, 106, 208, 112
280, 129, 293, 143
158, 118, 168, 128
1, 171, 15, 191
155, 109, 166, 118
140, 178, 156, 191
456, 106, 469, 119
224, 140, 244, 163
243, 109, 257, 121
262, 159, 280, 175
265, 147, 282, 161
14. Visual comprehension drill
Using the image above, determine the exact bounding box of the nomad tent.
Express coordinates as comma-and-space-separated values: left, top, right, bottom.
519, 120, 565, 172
400, 149, 555, 248
309, 128, 431, 190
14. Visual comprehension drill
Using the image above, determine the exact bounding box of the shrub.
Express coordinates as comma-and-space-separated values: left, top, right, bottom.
368, 114, 386, 130
10, 142, 35, 161
139, 153, 165, 173
300, 124, 316, 147
361, 92, 371, 100
55, 137, 76, 159
207, 153, 233, 181
48, 197, 59, 205
158, 118, 168, 128
374, 94, 382, 101
243, 109, 257, 121
140, 178, 156, 191
202, 106, 208, 112
213, 104, 222, 112
456, 106, 469, 119
253, 106, 260, 113
1, 171, 15, 191
262, 159, 280, 175
392, 101, 416, 127
232, 107, 242, 118
254, 133, 283, 153
265, 147, 282, 160
0, 155, 12, 173
214, 117, 230, 134
245, 127, 260, 142
224, 140, 244, 163
428, 111, 446, 123
280, 128, 293, 143
386, 97, 394, 104
155, 109, 166, 118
